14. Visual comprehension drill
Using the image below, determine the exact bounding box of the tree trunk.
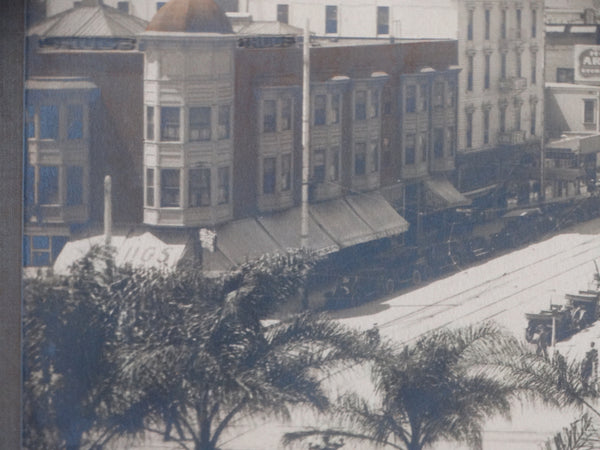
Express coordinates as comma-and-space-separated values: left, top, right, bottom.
195, 419, 214, 450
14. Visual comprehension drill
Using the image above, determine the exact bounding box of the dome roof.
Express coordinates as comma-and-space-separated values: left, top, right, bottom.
146, 0, 233, 33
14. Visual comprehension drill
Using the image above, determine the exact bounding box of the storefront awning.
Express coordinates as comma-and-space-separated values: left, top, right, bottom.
345, 192, 409, 239
503, 207, 542, 219
212, 218, 281, 266
424, 177, 471, 210
257, 207, 339, 255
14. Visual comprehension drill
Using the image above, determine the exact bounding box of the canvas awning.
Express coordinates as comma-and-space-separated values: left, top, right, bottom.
345, 192, 409, 239
424, 177, 471, 210
502, 207, 543, 219
257, 207, 339, 255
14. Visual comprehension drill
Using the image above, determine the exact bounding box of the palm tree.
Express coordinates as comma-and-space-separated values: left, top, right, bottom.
283, 323, 521, 450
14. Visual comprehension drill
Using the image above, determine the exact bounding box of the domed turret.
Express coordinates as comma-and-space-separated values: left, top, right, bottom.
146, 0, 233, 33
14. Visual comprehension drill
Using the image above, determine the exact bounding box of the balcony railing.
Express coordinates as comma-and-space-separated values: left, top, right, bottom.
498, 77, 527, 92
497, 130, 526, 146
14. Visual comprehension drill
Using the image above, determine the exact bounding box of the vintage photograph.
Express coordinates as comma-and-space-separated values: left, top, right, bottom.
19, 0, 600, 448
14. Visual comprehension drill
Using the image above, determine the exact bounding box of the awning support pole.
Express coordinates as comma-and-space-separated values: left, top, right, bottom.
301, 19, 310, 249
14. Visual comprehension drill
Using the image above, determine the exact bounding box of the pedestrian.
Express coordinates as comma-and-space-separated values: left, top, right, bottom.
535, 325, 549, 358
366, 323, 380, 347
581, 342, 598, 390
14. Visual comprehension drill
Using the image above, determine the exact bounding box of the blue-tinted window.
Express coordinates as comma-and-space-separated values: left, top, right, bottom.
32, 235, 49, 249
24, 165, 35, 209
26, 105, 34, 138
23, 236, 30, 266
156, 2, 166, 10
38, 166, 59, 205
66, 166, 83, 205
67, 104, 83, 139
52, 236, 69, 261
40, 105, 58, 139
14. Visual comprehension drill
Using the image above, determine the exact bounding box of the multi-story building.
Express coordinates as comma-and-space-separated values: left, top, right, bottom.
242, 0, 545, 206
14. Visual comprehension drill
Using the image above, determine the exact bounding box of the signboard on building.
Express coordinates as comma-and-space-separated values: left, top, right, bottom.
575, 45, 600, 83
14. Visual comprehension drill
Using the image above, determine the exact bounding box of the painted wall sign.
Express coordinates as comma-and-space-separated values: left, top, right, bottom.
575, 45, 600, 82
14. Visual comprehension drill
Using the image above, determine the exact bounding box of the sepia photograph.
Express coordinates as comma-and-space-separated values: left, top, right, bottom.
15, 0, 600, 448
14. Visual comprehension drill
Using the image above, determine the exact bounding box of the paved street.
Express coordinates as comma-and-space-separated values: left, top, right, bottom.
123, 218, 600, 449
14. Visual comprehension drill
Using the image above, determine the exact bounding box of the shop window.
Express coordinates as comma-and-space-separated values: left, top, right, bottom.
26, 105, 34, 138
434, 82, 444, 108
146, 106, 154, 140
355, 90, 367, 120
66, 166, 83, 206
263, 157, 276, 194
331, 93, 340, 124
277, 4, 288, 23
160, 107, 180, 141
405, 85, 416, 113
330, 147, 340, 181
434, 128, 444, 158
354, 143, 366, 175
556, 68, 574, 83
370, 142, 379, 172
146, 168, 155, 207
326, 5, 337, 34
314, 95, 327, 126
189, 168, 211, 207
377, 6, 389, 35
281, 155, 291, 191
40, 105, 58, 139
38, 166, 59, 205
263, 100, 277, 133
189, 107, 211, 141
160, 169, 180, 207
370, 89, 379, 118
405, 134, 416, 165
218, 166, 230, 204
313, 149, 326, 183
584, 100, 596, 124
281, 98, 292, 131
218, 105, 231, 139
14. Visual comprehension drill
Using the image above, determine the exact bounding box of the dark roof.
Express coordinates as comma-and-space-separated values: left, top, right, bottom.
146, 0, 233, 33
28, 1, 147, 38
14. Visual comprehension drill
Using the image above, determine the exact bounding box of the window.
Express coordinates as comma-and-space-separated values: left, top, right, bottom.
467, 56, 474, 91
514, 104, 522, 131
330, 147, 340, 181
584, 99, 596, 124
405, 85, 416, 113
466, 112, 473, 148
370, 142, 379, 172
447, 81, 455, 107
66, 166, 83, 206
531, 53, 537, 85
277, 4, 288, 23
218, 166, 230, 204
499, 106, 506, 133
314, 95, 327, 126
557, 68, 575, 83
501, 53, 507, 79
160, 107, 180, 141
501, 9, 507, 39
26, 105, 34, 138
156, 2, 166, 11
447, 127, 456, 156
40, 105, 58, 139
218, 105, 230, 139
355, 90, 367, 120
370, 89, 379, 118
354, 143, 366, 175
419, 83, 428, 111
331, 93, 340, 124
433, 128, 444, 158
467, 9, 473, 41
281, 155, 291, 191
530, 103, 537, 136
483, 109, 490, 144
160, 169, 180, 207
32, 236, 50, 266
263, 157, 276, 194
326, 5, 337, 34
281, 98, 292, 131
377, 6, 389, 35
117, 1, 129, 13
24, 235, 68, 267
419, 133, 427, 162
485, 9, 490, 40
25, 165, 34, 209
484, 55, 490, 89
38, 166, 59, 205
189, 168, 211, 207
516, 51, 522, 78
434, 82, 444, 108
516, 9, 522, 39
146, 106, 154, 140
263, 100, 276, 133
146, 168, 155, 207
67, 104, 83, 139
313, 149, 326, 183
405, 134, 416, 165
531, 9, 537, 38
189, 107, 211, 141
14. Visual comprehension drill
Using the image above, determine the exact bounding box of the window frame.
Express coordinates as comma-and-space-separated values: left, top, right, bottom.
146, 168, 155, 207
313, 148, 326, 184
218, 105, 231, 139
404, 133, 416, 165
160, 106, 181, 142
189, 106, 212, 142
188, 167, 211, 207
66, 166, 83, 206
39, 104, 59, 140
325, 5, 338, 34
67, 104, 83, 140
281, 154, 291, 191
146, 106, 155, 141
377, 6, 390, 35
466, 111, 473, 149
277, 4, 289, 23
38, 165, 59, 205
314, 94, 327, 126
584, 99, 596, 125
405, 85, 417, 114
160, 168, 181, 208
217, 166, 230, 205
263, 100, 277, 133
263, 157, 277, 194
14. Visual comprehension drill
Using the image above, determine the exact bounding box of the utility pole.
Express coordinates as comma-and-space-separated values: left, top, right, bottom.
300, 19, 310, 250
104, 175, 112, 246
